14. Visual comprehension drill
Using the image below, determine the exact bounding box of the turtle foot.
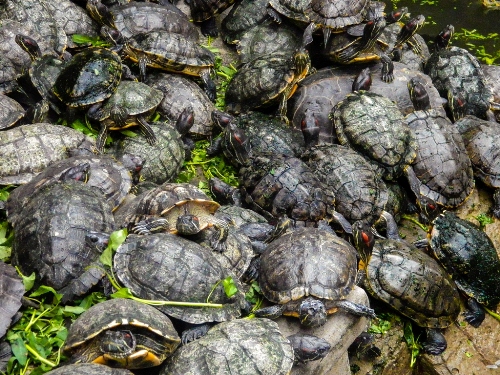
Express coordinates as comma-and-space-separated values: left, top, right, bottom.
132, 218, 169, 235
422, 329, 447, 355
181, 323, 211, 345
463, 299, 485, 328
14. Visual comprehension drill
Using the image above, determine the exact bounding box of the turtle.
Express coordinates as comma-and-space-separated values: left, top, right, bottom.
43, 363, 133, 375
0, 123, 92, 185
186, 0, 237, 36
352, 211, 461, 355
404, 77, 474, 217
145, 72, 216, 140
0, 94, 24, 130
302, 143, 389, 227
254, 227, 376, 327
331, 87, 417, 180
108, 121, 187, 185
63, 298, 180, 369
482, 63, 500, 122
225, 24, 313, 122
161, 318, 331, 374
0, 262, 25, 338
220, 0, 271, 44
10, 180, 115, 303
455, 115, 500, 218
88, 80, 163, 152
419, 211, 500, 328
113, 232, 248, 343
86, 0, 199, 41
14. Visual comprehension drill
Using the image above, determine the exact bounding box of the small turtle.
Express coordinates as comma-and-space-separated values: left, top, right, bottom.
0, 94, 24, 130
255, 227, 376, 326
404, 78, 474, 217
186, 0, 237, 36
88, 80, 163, 153
43, 363, 133, 375
220, 0, 271, 44
0, 262, 25, 338
162, 318, 331, 374
455, 116, 500, 217
114, 232, 248, 343
63, 298, 180, 369
353, 212, 461, 355
419, 212, 500, 327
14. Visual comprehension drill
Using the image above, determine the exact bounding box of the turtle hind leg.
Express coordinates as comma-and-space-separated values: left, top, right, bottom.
132, 217, 169, 235
254, 304, 286, 319
181, 323, 212, 345
334, 299, 376, 319
421, 328, 447, 355
463, 298, 485, 328
137, 116, 157, 146
209, 216, 234, 252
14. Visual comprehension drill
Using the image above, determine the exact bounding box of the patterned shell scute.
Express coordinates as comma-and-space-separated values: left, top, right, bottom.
430, 212, 500, 308
260, 228, 357, 304
0, 123, 91, 185
162, 318, 294, 375
0, 94, 24, 129
405, 109, 474, 207
333, 91, 417, 180
114, 232, 247, 324
366, 239, 460, 328
307, 0, 371, 30
44, 363, 134, 375
0, 262, 24, 338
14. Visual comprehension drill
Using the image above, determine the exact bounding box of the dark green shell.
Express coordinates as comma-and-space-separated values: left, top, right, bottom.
302, 143, 388, 226
162, 318, 294, 375
429, 212, 500, 308
365, 238, 460, 328
220, 0, 270, 44
0, 262, 24, 338
44, 364, 133, 375
11, 181, 115, 302
0, 94, 24, 129
29, 54, 68, 109
405, 109, 474, 207
333, 90, 417, 180
188, 0, 236, 22
52, 47, 122, 107
114, 232, 247, 323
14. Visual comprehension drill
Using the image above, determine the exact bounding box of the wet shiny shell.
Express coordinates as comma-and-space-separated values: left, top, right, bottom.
29, 54, 68, 108
405, 109, 474, 207
429, 212, 500, 308
44, 363, 133, 375
0, 262, 24, 338
260, 228, 358, 304
0, 94, 24, 129
333, 90, 417, 180
146, 73, 215, 139
0, 123, 91, 185
11, 181, 115, 301
162, 318, 294, 375
110, 125, 185, 185
114, 232, 247, 323
365, 238, 461, 328
52, 48, 122, 107
302, 144, 389, 226
425, 46, 493, 119
64, 298, 180, 367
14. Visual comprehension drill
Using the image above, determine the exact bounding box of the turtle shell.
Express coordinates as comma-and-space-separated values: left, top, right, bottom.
11, 181, 115, 302
114, 232, 247, 324
333, 90, 417, 180
0, 94, 24, 129
429, 212, 500, 309
405, 108, 474, 207
160, 199, 221, 234
220, 0, 270, 44
188, 0, 237, 22
0, 262, 25, 338
302, 143, 389, 226
44, 363, 133, 375
29, 53, 67, 112
63, 298, 180, 369
52, 47, 122, 107
161, 318, 294, 375
260, 228, 358, 306
0, 123, 92, 185
364, 238, 460, 328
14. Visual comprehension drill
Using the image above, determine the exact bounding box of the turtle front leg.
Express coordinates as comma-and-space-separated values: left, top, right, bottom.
132, 218, 170, 235
181, 323, 212, 345
96, 124, 110, 154
421, 328, 447, 355
138, 56, 148, 82
334, 299, 376, 319
209, 216, 234, 252
276, 92, 290, 124
463, 298, 485, 328
254, 304, 286, 319
200, 70, 216, 102
380, 54, 394, 83
137, 116, 157, 146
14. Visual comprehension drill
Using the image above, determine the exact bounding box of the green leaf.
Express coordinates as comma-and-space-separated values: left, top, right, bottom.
63, 306, 86, 314
120, 129, 138, 137
11, 337, 28, 366
30, 285, 62, 303
0, 245, 11, 262
21, 272, 36, 292
100, 229, 128, 267
110, 287, 135, 299
222, 276, 238, 297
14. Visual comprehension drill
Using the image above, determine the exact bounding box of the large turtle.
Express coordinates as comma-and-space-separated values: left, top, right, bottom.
43, 363, 133, 375
63, 298, 180, 369
353, 212, 461, 355
113, 232, 248, 343
0, 94, 24, 130
255, 227, 376, 326
0, 262, 25, 339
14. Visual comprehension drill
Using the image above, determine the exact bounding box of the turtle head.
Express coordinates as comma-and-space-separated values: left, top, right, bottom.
223, 123, 251, 166
352, 220, 375, 268
15, 34, 42, 61
447, 88, 467, 122
385, 7, 408, 24
176, 214, 202, 235
175, 106, 194, 136
87, 0, 116, 29
435, 24, 454, 51
408, 77, 431, 111
100, 25, 125, 46
417, 195, 441, 224
59, 163, 91, 183
299, 297, 327, 327
301, 109, 320, 149
85, 231, 110, 251
120, 154, 144, 184
98, 330, 136, 361
211, 109, 234, 131
352, 67, 372, 92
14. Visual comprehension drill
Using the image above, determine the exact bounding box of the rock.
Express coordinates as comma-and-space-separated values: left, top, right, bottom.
277, 286, 371, 375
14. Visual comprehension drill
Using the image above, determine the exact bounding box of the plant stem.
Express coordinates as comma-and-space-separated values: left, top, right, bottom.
25, 344, 56, 367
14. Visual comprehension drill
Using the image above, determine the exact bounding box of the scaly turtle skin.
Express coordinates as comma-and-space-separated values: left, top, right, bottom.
0, 94, 24, 130
404, 78, 474, 215
255, 227, 376, 327
161, 318, 330, 375
114, 232, 248, 343
353, 213, 461, 355
63, 298, 180, 369
425, 212, 500, 327
455, 115, 500, 218
89, 80, 163, 152
11, 180, 115, 303
44, 364, 133, 375
0, 262, 25, 338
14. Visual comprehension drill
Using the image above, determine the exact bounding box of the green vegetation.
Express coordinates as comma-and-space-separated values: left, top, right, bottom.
455, 28, 500, 65
474, 212, 494, 230
403, 321, 422, 368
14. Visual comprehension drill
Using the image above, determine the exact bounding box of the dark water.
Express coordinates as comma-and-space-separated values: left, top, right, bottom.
389, 0, 499, 64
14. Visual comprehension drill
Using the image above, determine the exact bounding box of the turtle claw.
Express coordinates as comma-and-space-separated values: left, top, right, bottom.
132, 218, 169, 235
